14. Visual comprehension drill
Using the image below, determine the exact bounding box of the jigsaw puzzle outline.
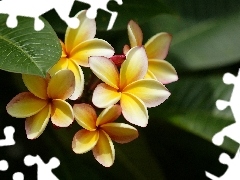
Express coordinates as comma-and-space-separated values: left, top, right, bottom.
0, 126, 60, 180
24, 155, 60, 180
206, 69, 240, 180
0, 0, 123, 31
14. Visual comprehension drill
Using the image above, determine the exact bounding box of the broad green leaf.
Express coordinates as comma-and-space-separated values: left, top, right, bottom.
140, 12, 240, 71
0, 14, 61, 77
150, 73, 238, 153
170, 12, 240, 71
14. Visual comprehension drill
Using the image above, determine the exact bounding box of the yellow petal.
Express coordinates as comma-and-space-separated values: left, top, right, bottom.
65, 10, 96, 53
72, 129, 99, 154
96, 105, 121, 126
92, 83, 121, 108
73, 103, 97, 131
68, 60, 84, 100
89, 56, 119, 89
123, 79, 170, 107
22, 74, 48, 99
121, 92, 148, 127
70, 39, 114, 67
128, 20, 143, 47
51, 99, 74, 127
148, 59, 178, 84
60, 40, 67, 57
92, 130, 115, 167
47, 70, 75, 100
145, 32, 172, 59
120, 46, 148, 89
48, 57, 68, 76
25, 104, 50, 139
145, 69, 158, 80
6, 92, 48, 118
101, 123, 138, 143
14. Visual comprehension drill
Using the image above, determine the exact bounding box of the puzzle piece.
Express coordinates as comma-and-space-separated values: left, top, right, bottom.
216, 69, 240, 122
206, 69, 240, 179
24, 155, 60, 180
0, 126, 15, 147
0, 0, 79, 31
206, 148, 240, 179
0, 159, 24, 180
211, 70, 240, 146
75, 0, 123, 30
0, 0, 123, 31
0, 160, 8, 171
12, 172, 24, 180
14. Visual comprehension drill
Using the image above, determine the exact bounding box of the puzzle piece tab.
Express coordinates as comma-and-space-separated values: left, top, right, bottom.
0, 126, 15, 147
0, 160, 8, 171
206, 148, 240, 179
216, 69, 240, 121
0, 0, 123, 31
0, 0, 79, 31
206, 69, 240, 179
0, 159, 24, 180
76, 0, 122, 30
24, 155, 60, 180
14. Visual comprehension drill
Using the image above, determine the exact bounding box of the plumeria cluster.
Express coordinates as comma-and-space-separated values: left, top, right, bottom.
6, 11, 178, 167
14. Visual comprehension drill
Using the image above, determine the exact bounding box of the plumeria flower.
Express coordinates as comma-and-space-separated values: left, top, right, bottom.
125, 20, 178, 84
72, 103, 138, 167
49, 10, 115, 100
6, 70, 75, 139
89, 46, 170, 127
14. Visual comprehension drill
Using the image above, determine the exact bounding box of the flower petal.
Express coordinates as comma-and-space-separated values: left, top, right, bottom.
65, 10, 96, 53
73, 103, 97, 131
120, 46, 148, 89
47, 70, 75, 100
145, 69, 157, 80
128, 20, 143, 47
123, 79, 170, 107
60, 40, 67, 57
70, 39, 114, 67
121, 92, 148, 127
25, 104, 50, 139
72, 129, 99, 154
68, 60, 84, 100
89, 56, 119, 89
92, 83, 121, 108
51, 99, 74, 127
6, 92, 48, 118
148, 59, 178, 84
101, 123, 138, 143
48, 57, 68, 76
145, 32, 172, 60
22, 74, 48, 99
96, 105, 121, 126
123, 44, 130, 54
92, 130, 115, 167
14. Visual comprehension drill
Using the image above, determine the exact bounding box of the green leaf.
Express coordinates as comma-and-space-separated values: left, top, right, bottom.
0, 14, 61, 77
140, 12, 240, 71
170, 12, 240, 71
150, 73, 238, 153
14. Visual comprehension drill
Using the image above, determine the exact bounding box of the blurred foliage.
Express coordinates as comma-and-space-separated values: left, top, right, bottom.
1, 0, 240, 179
